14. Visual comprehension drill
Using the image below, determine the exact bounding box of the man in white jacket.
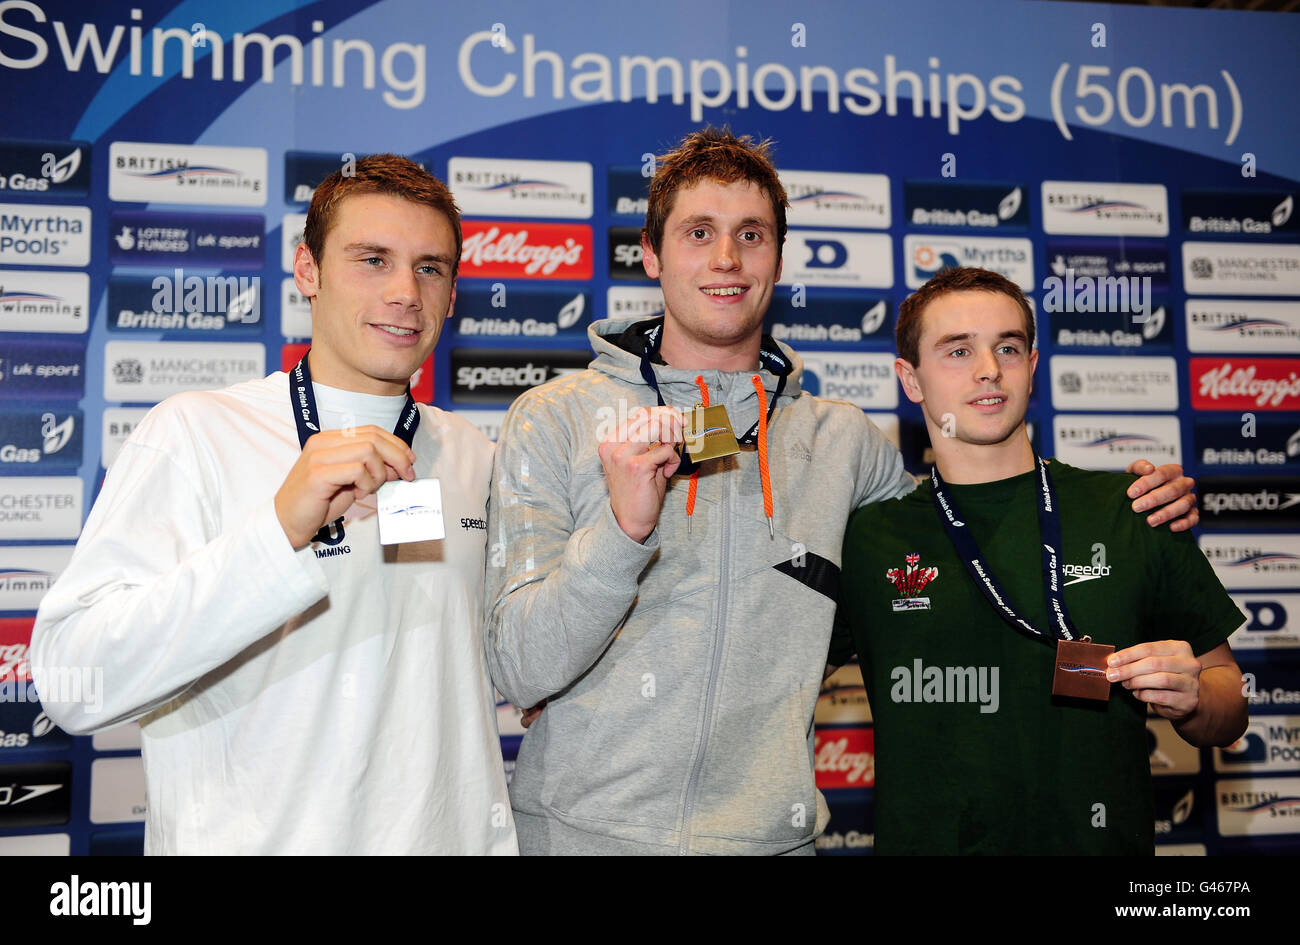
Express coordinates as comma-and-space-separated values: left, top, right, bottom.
32, 154, 517, 855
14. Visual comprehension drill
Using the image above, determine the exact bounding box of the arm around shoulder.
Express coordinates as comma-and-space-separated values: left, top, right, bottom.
852, 411, 916, 508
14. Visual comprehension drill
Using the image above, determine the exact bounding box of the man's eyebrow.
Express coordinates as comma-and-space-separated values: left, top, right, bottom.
933, 331, 973, 347
342, 242, 391, 255
932, 329, 1028, 347
415, 252, 457, 266
342, 242, 455, 265
676, 214, 772, 229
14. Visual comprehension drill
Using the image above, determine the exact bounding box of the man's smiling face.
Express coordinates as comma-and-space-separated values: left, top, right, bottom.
641, 178, 782, 354
293, 191, 457, 395
896, 289, 1038, 448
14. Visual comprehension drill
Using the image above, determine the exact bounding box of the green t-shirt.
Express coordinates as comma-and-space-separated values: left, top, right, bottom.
831, 461, 1244, 855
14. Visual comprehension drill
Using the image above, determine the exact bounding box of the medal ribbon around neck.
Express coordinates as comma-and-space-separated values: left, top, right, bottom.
289, 350, 421, 543
635, 321, 790, 475
930, 455, 1079, 645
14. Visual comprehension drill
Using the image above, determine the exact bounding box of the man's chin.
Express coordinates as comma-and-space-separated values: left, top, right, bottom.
693, 313, 766, 346
361, 355, 428, 392
964, 423, 1029, 448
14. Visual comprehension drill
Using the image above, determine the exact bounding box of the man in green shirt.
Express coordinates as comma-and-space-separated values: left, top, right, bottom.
831, 266, 1248, 855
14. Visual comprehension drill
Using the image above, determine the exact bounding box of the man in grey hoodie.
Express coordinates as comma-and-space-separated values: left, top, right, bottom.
483, 127, 1197, 855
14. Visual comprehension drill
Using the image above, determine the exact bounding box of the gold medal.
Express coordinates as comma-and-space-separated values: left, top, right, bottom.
683, 403, 741, 463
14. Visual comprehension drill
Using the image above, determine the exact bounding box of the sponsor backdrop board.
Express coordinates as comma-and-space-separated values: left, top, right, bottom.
0, 0, 1297, 857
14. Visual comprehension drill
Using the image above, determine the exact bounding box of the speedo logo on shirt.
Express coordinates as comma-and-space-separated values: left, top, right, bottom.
1063, 543, 1111, 586
1063, 562, 1111, 586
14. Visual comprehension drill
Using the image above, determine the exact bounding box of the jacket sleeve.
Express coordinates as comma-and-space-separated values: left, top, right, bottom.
483, 393, 660, 709
29, 401, 330, 734
852, 413, 918, 508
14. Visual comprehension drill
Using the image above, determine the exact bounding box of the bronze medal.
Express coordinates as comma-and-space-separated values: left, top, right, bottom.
1051, 636, 1114, 701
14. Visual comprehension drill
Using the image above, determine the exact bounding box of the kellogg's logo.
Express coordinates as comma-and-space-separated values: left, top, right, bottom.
459, 221, 592, 280
1191, 358, 1300, 411
814, 727, 875, 789
0, 618, 33, 683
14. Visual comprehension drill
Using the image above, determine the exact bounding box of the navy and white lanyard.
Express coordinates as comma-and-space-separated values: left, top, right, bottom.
635, 321, 791, 474
289, 350, 420, 450
930, 456, 1079, 645
289, 350, 421, 544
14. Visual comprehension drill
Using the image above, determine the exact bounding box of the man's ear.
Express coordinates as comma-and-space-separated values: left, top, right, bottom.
1028, 347, 1039, 396
641, 231, 661, 280
293, 242, 320, 300
895, 356, 924, 405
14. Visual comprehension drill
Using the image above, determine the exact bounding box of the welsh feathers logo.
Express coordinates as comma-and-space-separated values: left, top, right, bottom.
887, 552, 938, 598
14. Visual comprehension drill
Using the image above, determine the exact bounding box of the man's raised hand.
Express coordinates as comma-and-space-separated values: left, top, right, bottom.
275, 426, 417, 549
597, 405, 685, 544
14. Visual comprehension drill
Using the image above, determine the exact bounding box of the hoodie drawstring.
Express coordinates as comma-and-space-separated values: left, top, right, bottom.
685, 374, 775, 539
685, 375, 708, 531
752, 375, 774, 538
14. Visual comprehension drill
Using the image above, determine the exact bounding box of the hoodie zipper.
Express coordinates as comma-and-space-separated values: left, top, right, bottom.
677, 380, 732, 855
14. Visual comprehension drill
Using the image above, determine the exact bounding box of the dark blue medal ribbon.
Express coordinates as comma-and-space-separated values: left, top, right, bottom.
635, 321, 790, 474
289, 350, 421, 542
930, 455, 1079, 644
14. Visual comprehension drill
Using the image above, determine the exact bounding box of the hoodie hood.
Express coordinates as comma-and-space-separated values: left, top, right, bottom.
587, 315, 805, 434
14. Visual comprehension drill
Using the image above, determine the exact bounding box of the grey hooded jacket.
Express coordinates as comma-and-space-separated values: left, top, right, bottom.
484, 315, 915, 854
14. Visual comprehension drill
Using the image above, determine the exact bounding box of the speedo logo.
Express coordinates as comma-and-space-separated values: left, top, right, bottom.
1063, 562, 1111, 586
450, 348, 590, 403
1205, 490, 1300, 514
456, 363, 549, 390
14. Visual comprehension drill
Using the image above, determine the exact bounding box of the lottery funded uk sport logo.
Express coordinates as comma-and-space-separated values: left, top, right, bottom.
888, 552, 938, 612
108, 210, 264, 269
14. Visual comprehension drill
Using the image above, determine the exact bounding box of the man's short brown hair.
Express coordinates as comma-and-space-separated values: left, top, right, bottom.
896, 266, 1035, 366
302, 153, 462, 275
643, 126, 788, 260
